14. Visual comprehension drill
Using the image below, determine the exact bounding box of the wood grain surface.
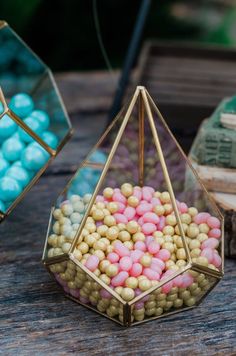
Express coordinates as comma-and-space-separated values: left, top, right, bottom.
0, 71, 235, 356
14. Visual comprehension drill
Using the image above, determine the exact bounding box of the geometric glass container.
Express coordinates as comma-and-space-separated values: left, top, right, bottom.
42, 86, 223, 326
0, 21, 72, 221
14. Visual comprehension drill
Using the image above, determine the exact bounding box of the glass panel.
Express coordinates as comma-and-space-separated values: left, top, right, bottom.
0, 112, 50, 213
131, 268, 218, 325
0, 23, 72, 218
49, 259, 124, 324
148, 92, 223, 275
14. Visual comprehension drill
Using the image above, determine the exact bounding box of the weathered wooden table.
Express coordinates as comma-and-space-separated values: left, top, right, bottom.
0, 72, 235, 355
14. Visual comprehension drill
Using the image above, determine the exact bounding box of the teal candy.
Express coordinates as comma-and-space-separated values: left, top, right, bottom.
0, 150, 3, 158
0, 200, 6, 212
90, 150, 107, 164
18, 116, 42, 143
0, 101, 4, 114
9, 93, 34, 118
0, 158, 9, 177
41, 131, 58, 149
0, 114, 17, 139
12, 160, 35, 179
31, 110, 50, 131
6, 166, 30, 188
21, 143, 49, 171
2, 137, 25, 162
0, 176, 22, 202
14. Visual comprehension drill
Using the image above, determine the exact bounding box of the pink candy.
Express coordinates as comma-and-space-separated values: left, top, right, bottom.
201, 238, 219, 250
124, 206, 136, 220
133, 187, 142, 200
107, 252, 120, 263
130, 249, 144, 262
179, 202, 188, 213
193, 212, 210, 224
119, 256, 132, 271
136, 202, 153, 216
130, 263, 143, 277
116, 202, 126, 213
143, 268, 160, 281
207, 216, 221, 229
100, 288, 112, 299
111, 271, 129, 287
134, 241, 146, 252
200, 248, 214, 263
155, 249, 171, 261
147, 241, 160, 254
208, 228, 221, 239
157, 216, 166, 231
114, 241, 130, 257
85, 255, 99, 271
152, 257, 165, 270
151, 197, 161, 206
181, 273, 194, 288
142, 187, 153, 202
212, 252, 222, 268
143, 212, 160, 224
113, 192, 127, 204
142, 222, 156, 235
113, 213, 128, 224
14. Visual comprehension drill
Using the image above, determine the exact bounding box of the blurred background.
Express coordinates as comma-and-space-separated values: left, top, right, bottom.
1, 0, 236, 71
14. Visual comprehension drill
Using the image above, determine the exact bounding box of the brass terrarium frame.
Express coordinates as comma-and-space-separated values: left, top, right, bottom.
0, 21, 73, 222
42, 86, 224, 326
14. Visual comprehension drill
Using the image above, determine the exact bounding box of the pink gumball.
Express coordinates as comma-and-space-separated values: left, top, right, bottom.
111, 271, 129, 287
124, 206, 136, 221
148, 241, 160, 254
130, 263, 143, 277
207, 216, 221, 229
119, 256, 132, 271
134, 241, 146, 252
113, 213, 128, 224
85, 255, 99, 271
143, 268, 160, 281
107, 252, 120, 263
136, 202, 153, 216
130, 249, 144, 262
201, 238, 219, 250
208, 228, 221, 239
200, 248, 214, 263
143, 212, 160, 224
142, 222, 156, 235
155, 249, 171, 261
193, 212, 210, 225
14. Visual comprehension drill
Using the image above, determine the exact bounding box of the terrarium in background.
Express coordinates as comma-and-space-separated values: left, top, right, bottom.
43, 86, 223, 326
0, 21, 72, 221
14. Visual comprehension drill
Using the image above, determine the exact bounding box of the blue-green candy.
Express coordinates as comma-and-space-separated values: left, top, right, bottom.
0, 114, 17, 139
0, 200, 6, 212
0, 176, 22, 202
0, 158, 9, 177
21, 143, 49, 171
6, 166, 30, 188
31, 110, 50, 131
9, 93, 34, 119
2, 137, 25, 162
18, 116, 42, 143
41, 131, 58, 149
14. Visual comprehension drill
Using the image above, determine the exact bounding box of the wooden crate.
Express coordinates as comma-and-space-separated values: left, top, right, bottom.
135, 40, 236, 151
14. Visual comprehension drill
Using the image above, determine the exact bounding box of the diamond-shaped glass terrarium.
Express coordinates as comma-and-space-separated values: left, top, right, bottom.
0, 21, 72, 221
42, 86, 223, 326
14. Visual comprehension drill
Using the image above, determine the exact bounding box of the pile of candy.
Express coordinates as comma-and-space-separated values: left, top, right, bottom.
0, 93, 58, 212
48, 183, 222, 322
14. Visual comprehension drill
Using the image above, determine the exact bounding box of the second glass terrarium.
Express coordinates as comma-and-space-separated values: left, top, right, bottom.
0, 21, 72, 221
42, 86, 223, 326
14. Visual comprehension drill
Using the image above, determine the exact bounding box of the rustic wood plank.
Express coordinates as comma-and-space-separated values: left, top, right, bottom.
0, 70, 235, 355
